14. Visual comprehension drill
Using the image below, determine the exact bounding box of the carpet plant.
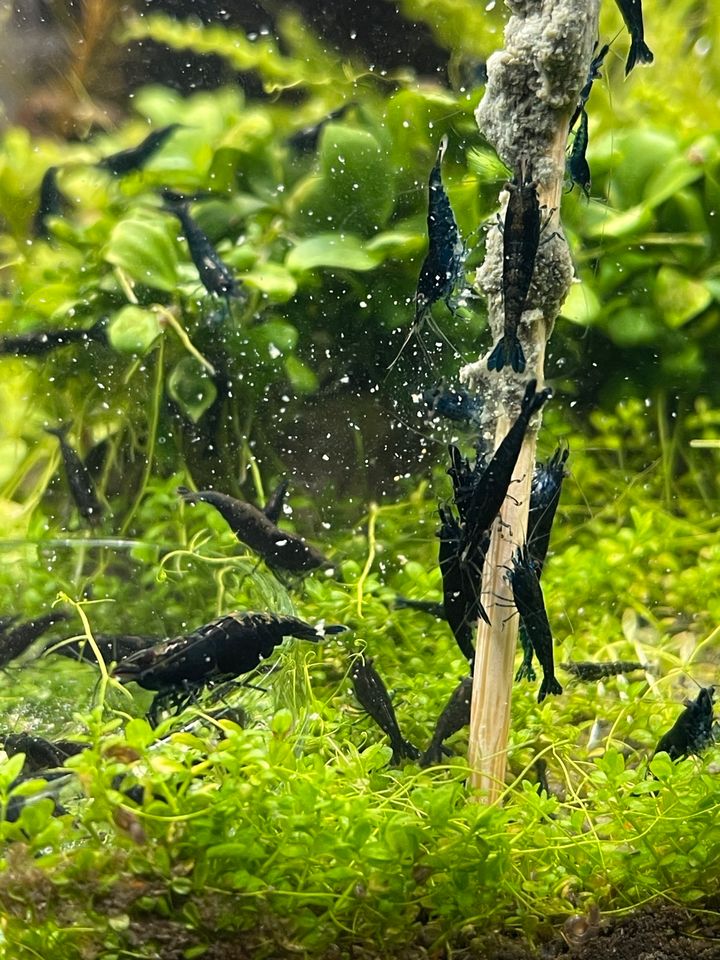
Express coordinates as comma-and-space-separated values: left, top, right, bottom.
1, 0, 720, 956
1, 411, 720, 957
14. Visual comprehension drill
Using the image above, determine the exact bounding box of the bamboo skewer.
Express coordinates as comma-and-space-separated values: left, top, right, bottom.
462, 0, 601, 801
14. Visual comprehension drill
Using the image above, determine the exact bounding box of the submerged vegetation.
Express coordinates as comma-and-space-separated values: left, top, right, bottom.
0, 0, 720, 956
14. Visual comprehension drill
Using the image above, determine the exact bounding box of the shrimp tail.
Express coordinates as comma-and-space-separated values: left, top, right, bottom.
487, 336, 526, 374
176, 485, 198, 504
537, 675, 563, 703
313, 623, 349, 638
391, 738, 422, 764
44, 423, 72, 441
625, 37, 654, 75
520, 380, 553, 418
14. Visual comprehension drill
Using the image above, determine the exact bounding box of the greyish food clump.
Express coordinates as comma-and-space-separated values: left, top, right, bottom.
477, 0, 600, 180
464, 0, 598, 412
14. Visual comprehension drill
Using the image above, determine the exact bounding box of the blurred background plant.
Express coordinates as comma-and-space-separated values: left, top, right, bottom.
1, 0, 718, 519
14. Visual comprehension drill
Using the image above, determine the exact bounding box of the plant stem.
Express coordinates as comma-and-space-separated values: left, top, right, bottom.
120, 338, 164, 536
356, 502, 379, 618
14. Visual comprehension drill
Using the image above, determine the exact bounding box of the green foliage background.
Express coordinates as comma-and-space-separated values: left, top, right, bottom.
0, 0, 720, 956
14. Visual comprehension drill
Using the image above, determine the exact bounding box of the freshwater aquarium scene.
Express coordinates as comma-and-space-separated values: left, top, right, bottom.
1, 0, 720, 956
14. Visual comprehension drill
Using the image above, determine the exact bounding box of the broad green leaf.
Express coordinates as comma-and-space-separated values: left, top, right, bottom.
318, 125, 394, 231
222, 244, 259, 271
205, 843, 252, 859
167, 357, 218, 422
0, 441, 28, 488
290, 125, 395, 235
648, 752, 675, 780
270, 709, 294, 735
366, 230, 425, 259
466, 146, 510, 181
105, 218, 178, 292
218, 112, 274, 151
108, 306, 162, 355
605, 307, 659, 346
193, 196, 267, 239
125, 718, 155, 749
704, 278, 720, 303
655, 267, 712, 328
285, 355, 318, 393
585, 204, 652, 239
0, 752, 27, 789
286, 233, 381, 273
251, 319, 298, 356
168, 87, 246, 130
644, 158, 704, 209
397, 0, 504, 57
609, 130, 677, 208
559, 280, 601, 326
24, 283, 78, 318
17, 797, 54, 834
242, 262, 297, 302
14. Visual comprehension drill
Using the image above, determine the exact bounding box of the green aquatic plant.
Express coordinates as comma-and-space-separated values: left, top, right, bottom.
0, 402, 720, 956
0, 0, 720, 956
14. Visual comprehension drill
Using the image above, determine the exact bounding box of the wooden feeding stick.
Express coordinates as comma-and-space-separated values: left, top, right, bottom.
462, 0, 600, 801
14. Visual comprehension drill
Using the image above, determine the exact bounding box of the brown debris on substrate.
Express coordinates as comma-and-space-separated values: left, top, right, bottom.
538, 903, 720, 960
1, 843, 720, 960
104, 900, 720, 959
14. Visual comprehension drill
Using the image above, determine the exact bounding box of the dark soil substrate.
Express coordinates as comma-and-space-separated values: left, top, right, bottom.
88, 901, 720, 959
3, 853, 719, 960
189, 902, 720, 960
476, 903, 720, 960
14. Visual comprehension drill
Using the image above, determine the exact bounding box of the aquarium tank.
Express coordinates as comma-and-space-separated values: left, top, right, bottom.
0, 0, 720, 957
